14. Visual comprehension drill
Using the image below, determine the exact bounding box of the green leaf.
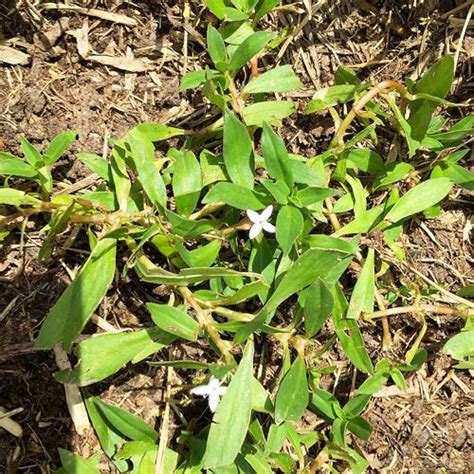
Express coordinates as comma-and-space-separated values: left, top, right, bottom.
254, 0, 281, 21
77, 153, 112, 182
223, 109, 255, 189
58, 448, 100, 474
374, 161, 413, 189
275, 356, 308, 424
408, 55, 455, 143
384, 177, 453, 224
147, 303, 199, 341
127, 130, 167, 209
180, 69, 207, 90
230, 0, 250, 12
347, 248, 374, 320
304, 278, 333, 337
443, 330, 474, 361
38, 204, 75, 261
346, 148, 385, 175
84, 396, 129, 471
331, 285, 374, 374
336, 205, 385, 236
305, 85, 360, 114
262, 122, 293, 188
207, 26, 227, 66
0, 188, 38, 206
224, 6, 249, 21
245, 453, 273, 474
251, 377, 273, 414
172, 150, 202, 215
457, 284, 474, 298
36, 238, 117, 350
294, 187, 337, 207
148, 360, 211, 369
242, 100, 295, 126
434, 162, 474, 192
177, 240, 221, 268
244, 65, 302, 94
110, 145, 131, 212
200, 149, 227, 186
206, 0, 226, 19
414, 54, 455, 98
387, 96, 419, 158
347, 416, 373, 441
202, 182, 266, 210
346, 174, 366, 218
430, 114, 474, 145
236, 247, 354, 342
266, 248, 353, 315
276, 205, 304, 255
133, 123, 184, 142
310, 389, 341, 420
206, 281, 268, 306
0, 152, 37, 178
92, 398, 158, 443
332, 418, 348, 446
266, 423, 288, 454
44, 130, 77, 165
55, 330, 174, 386
304, 234, 359, 254
20, 137, 43, 168
138, 262, 261, 286
261, 179, 290, 204
343, 394, 370, 418
335, 65, 361, 85
229, 31, 274, 71
204, 341, 255, 469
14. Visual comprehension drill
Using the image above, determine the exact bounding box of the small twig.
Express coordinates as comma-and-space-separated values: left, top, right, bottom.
90, 314, 119, 332
403, 263, 474, 309
453, 5, 474, 71
39, 2, 137, 26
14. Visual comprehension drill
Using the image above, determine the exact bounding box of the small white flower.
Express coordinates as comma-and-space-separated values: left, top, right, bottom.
246, 205, 276, 239
190, 376, 227, 413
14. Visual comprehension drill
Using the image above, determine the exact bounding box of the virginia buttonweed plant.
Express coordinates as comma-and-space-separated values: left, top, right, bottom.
1, 0, 473, 471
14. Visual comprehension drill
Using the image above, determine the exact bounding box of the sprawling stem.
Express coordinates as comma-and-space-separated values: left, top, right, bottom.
179, 287, 234, 364
331, 80, 414, 147
364, 304, 470, 320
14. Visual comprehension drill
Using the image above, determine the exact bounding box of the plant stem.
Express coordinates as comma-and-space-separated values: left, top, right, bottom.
331, 80, 414, 147
364, 304, 470, 320
374, 290, 393, 349
179, 287, 235, 365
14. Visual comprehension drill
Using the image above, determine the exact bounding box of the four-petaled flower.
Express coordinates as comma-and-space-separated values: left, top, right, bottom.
246, 205, 276, 239
190, 376, 227, 413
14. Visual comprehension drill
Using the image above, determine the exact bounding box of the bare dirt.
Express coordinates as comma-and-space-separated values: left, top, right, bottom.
0, 1, 472, 472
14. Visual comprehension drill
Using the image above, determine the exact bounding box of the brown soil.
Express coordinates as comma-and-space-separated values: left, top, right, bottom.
1, 1, 472, 472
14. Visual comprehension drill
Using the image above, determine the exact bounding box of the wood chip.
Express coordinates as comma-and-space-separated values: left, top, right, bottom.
67, 21, 90, 58
68, 20, 154, 72
0, 45, 30, 66
0, 406, 23, 437
40, 2, 137, 27
88, 54, 154, 72
53, 344, 91, 435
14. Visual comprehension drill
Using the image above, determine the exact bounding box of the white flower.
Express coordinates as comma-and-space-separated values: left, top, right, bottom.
190, 376, 227, 412
246, 205, 276, 239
